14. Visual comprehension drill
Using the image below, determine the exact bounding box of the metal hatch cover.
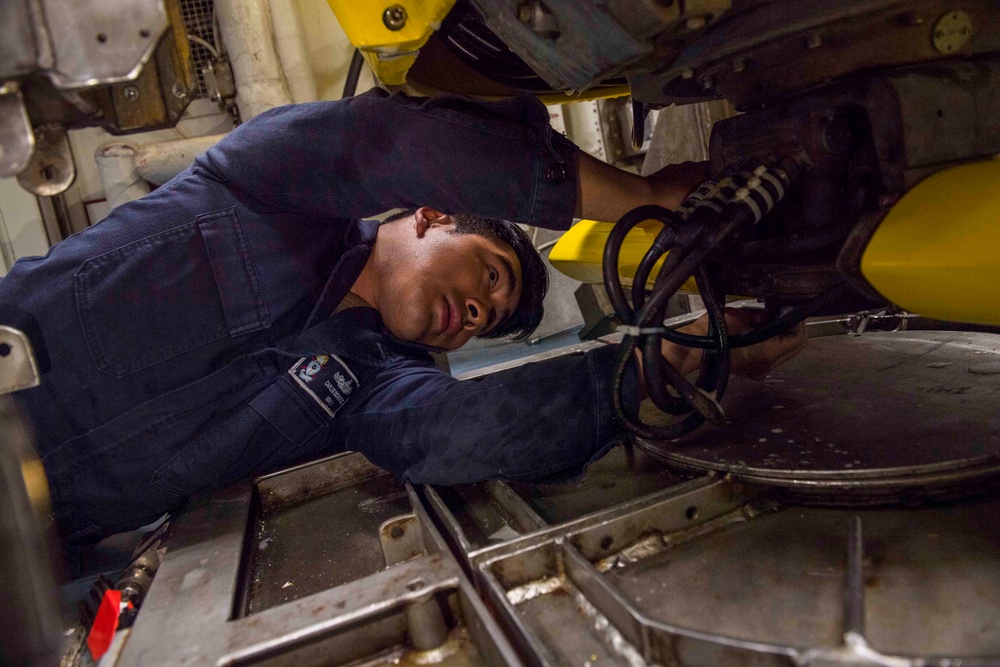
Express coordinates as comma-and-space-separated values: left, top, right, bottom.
638, 331, 1000, 504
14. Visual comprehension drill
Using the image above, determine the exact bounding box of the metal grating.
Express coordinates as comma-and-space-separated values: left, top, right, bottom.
179, 0, 219, 99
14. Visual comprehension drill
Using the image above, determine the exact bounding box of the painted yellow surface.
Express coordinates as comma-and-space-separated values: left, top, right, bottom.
326, 0, 457, 85
325, 1, 630, 100
862, 159, 1000, 324
549, 219, 700, 293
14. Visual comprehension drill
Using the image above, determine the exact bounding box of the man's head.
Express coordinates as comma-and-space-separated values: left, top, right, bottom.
358, 207, 548, 351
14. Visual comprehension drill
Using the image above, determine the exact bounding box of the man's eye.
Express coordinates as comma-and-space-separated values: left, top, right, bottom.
489, 268, 498, 287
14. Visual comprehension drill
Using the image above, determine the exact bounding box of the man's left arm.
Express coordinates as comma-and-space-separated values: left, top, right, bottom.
326, 313, 805, 486
330, 346, 629, 486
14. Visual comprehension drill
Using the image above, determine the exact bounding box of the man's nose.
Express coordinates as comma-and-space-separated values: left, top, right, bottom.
465, 296, 489, 328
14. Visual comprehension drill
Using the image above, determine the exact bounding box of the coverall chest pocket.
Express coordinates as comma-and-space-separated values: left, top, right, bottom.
152, 375, 329, 497
75, 207, 270, 377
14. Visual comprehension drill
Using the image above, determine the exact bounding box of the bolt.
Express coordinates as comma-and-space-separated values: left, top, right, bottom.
700, 76, 714, 91
171, 82, 187, 99
123, 85, 140, 102
805, 32, 822, 49
732, 58, 746, 73
121, 583, 142, 601
382, 4, 407, 31
681, 68, 695, 79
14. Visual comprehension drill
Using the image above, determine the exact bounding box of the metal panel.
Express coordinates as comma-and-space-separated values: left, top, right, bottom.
117, 453, 524, 666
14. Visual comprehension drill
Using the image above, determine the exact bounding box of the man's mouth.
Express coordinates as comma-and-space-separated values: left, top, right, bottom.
441, 296, 462, 336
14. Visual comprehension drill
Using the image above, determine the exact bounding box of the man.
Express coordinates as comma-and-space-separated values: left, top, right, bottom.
0, 90, 804, 542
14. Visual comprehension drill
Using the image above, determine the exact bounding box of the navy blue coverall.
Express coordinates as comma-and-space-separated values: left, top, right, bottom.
0, 90, 637, 541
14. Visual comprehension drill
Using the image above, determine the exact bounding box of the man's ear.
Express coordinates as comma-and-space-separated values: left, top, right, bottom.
414, 207, 451, 237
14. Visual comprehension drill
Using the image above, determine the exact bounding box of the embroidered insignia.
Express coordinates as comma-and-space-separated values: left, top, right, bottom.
288, 355, 359, 417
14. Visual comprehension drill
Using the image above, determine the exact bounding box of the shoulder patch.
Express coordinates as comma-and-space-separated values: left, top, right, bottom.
288, 355, 359, 418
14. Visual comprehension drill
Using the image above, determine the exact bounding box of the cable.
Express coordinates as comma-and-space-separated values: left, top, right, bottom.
342, 49, 365, 99
604, 160, 812, 442
188, 34, 219, 59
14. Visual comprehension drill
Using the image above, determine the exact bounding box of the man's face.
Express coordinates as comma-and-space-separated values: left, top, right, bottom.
377, 209, 523, 351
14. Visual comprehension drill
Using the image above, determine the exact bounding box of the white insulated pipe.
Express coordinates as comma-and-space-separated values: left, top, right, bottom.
269, 0, 318, 104
94, 143, 151, 211
96, 134, 226, 211
134, 134, 227, 185
215, 0, 293, 120
97, 0, 318, 209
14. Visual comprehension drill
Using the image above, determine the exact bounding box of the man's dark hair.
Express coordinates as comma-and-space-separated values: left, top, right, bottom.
383, 209, 548, 340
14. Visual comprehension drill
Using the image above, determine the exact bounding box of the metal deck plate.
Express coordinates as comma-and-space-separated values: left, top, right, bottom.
638, 331, 1000, 503
602, 499, 1000, 656
247, 471, 411, 614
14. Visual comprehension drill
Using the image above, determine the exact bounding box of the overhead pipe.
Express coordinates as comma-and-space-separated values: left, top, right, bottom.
95, 134, 226, 211
215, 0, 293, 120
269, 0, 319, 104
98, 0, 315, 209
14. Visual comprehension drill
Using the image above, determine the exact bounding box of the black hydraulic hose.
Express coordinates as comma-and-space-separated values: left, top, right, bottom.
342, 49, 365, 99
730, 225, 852, 262
631, 220, 679, 312
602, 205, 680, 324
640, 251, 724, 423
606, 160, 810, 442
729, 283, 850, 347
652, 283, 850, 351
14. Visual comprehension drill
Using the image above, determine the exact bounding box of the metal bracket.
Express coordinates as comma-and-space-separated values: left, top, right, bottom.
0, 326, 40, 395
40, 0, 168, 90
379, 513, 425, 567
0, 83, 35, 178
15, 124, 75, 196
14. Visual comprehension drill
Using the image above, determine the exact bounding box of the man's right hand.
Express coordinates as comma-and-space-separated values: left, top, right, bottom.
661, 308, 808, 380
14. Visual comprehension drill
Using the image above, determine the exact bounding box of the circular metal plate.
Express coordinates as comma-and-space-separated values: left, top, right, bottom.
638, 331, 1000, 504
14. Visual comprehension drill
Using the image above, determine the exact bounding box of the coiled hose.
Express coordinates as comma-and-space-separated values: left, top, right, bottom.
604, 160, 846, 443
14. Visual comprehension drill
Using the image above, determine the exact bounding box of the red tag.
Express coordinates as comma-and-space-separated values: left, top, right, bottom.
87, 589, 123, 660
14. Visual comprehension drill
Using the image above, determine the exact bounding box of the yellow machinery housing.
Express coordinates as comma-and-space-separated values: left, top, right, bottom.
326, 0, 457, 87
549, 159, 1000, 326
549, 218, 700, 295
325, 0, 629, 101
860, 160, 1000, 325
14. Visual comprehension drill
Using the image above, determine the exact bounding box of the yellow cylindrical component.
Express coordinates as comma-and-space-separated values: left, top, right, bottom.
549, 219, 700, 293
326, 0, 457, 86
861, 160, 1000, 325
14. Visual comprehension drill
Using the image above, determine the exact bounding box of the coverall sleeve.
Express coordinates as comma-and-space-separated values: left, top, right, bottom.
198, 89, 580, 230
329, 344, 639, 485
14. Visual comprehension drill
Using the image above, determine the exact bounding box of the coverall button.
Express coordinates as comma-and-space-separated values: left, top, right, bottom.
545, 165, 566, 183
